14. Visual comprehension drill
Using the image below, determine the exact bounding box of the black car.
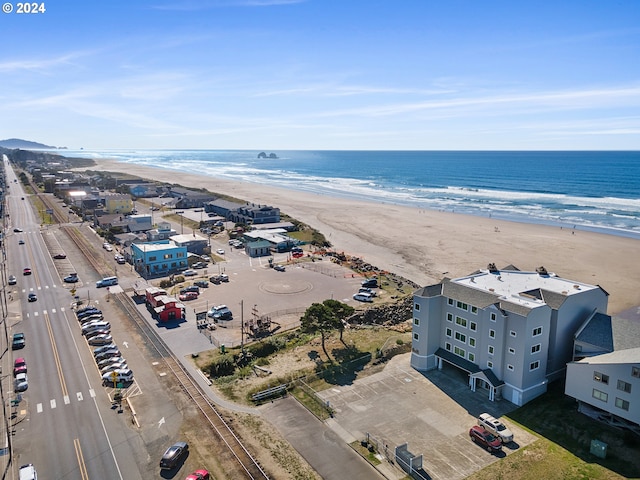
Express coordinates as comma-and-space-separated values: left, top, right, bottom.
27, 293, 37, 302
160, 441, 189, 469
53, 253, 67, 259
361, 278, 378, 288
180, 286, 200, 295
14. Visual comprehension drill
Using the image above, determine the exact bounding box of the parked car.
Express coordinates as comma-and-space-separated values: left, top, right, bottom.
273, 265, 286, 272
53, 253, 67, 259
8, 275, 17, 285
361, 278, 378, 288
194, 280, 209, 288
23, 267, 32, 276
27, 293, 37, 302
15, 372, 28, 392
79, 314, 104, 324
180, 286, 200, 294
14, 358, 27, 376
216, 248, 225, 255
185, 469, 210, 480
353, 292, 373, 303
182, 269, 197, 277
94, 348, 121, 361
114, 254, 126, 264
359, 287, 377, 296
77, 305, 100, 315
102, 243, 113, 252
469, 425, 502, 453
12, 332, 26, 350
88, 334, 113, 346
102, 368, 133, 385
207, 305, 233, 321
477, 413, 514, 443
64, 274, 79, 283
159, 441, 189, 469
93, 344, 120, 360
97, 356, 125, 369
192, 262, 206, 269
179, 292, 198, 301
82, 321, 111, 335
100, 361, 128, 374
77, 308, 101, 318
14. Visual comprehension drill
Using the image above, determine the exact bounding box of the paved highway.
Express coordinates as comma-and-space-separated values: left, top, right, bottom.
3, 158, 144, 479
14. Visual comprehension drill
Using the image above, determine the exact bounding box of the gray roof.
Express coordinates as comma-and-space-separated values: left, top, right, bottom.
435, 347, 481, 374
612, 315, 640, 351
576, 346, 640, 364
575, 312, 614, 351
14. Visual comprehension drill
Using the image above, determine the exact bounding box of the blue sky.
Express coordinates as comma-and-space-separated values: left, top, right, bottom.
1, 0, 639, 150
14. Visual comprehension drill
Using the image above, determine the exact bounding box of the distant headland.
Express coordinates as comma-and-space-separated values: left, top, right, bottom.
0, 138, 66, 149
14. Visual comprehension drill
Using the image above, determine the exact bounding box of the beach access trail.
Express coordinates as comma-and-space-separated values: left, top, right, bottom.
91, 159, 640, 315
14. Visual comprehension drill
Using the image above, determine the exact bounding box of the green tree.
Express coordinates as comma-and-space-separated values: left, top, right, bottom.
301, 303, 339, 360
322, 299, 354, 344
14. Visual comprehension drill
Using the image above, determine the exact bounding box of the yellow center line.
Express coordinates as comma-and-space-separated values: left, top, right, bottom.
74, 438, 90, 480
44, 311, 68, 397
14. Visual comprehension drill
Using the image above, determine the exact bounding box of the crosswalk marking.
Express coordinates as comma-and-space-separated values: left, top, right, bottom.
77, 392, 83, 401
36, 403, 42, 413
64, 395, 70, 404
50, 399, 56, 409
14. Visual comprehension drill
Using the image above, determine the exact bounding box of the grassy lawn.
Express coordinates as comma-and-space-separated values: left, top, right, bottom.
467, 381, 639, 480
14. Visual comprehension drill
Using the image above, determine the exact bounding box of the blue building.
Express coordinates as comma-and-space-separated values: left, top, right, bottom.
131, 241, 188, 278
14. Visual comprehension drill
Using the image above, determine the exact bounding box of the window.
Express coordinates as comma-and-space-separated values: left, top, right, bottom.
456, 301, 468, 311
413, 318, 420, 326
490, 313, 497, 322
617, 380, 632, 393
455, 332, 466, 343
508, 347, 515, 355
414, 303, 420, 311
487, 361, 493, 369
163, 253, 173, 260
447, 313, 453, 322
469, 337, 476, 347
468, 352, 475, 362
445, 342, 451, 351
594, 372, 609, 384
471, 306, 478, 314
149, 256, 157, 261
633, 367, 640, 378
455, 316, 467, 328
454, 346, 466, 357
507, 364, 514, 371
448, 298, 454, 306
446, 328, 452, 338
510, 330, 517, 337
470, 321, 477, 331
592, 389, 608, 402
531, 344, 541, 354
533, 326, 542, 336
489, 329, 495, 339
530, 361, 540, 371
488, 345, 494, 355
615, 398, 630, 411
413, 333, 419, 341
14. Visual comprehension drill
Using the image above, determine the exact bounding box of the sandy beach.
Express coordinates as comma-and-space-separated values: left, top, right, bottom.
93, 159, 640, 315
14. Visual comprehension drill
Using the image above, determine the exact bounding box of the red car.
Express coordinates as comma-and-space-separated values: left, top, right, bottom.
469, 425, 502, 453
14, 358, 27, 376
179, 291, 198, 301
185, 470, 210, 480
23, 267, 32, 276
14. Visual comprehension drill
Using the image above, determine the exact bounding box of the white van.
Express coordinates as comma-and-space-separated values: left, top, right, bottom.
96, 276, 118, 288
353, 292, 373, 303
19, 464, 37, 480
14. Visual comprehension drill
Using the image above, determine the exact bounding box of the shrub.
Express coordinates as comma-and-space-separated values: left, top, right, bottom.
208, 354, 236, 377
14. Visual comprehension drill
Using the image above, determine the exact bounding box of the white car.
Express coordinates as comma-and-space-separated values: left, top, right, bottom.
477, 413, 514, 443
97, 356, 125, 369
103, 243, 113, 252
15, 372, 28, 392
100, 362, 128, 374
182, 269, 197, 277
216, 248, 225, 255
102, 368, 133, 385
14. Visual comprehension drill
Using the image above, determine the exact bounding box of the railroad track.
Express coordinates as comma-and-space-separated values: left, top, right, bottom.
113, 291, 270, 480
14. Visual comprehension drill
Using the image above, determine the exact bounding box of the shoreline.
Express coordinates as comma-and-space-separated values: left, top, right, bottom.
90, 158, 640, 315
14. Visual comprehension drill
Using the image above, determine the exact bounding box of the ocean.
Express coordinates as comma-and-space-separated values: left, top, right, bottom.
63, 149, 640, 239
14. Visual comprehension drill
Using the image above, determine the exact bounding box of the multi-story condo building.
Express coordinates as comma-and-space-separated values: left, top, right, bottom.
411, 264, 608, 406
